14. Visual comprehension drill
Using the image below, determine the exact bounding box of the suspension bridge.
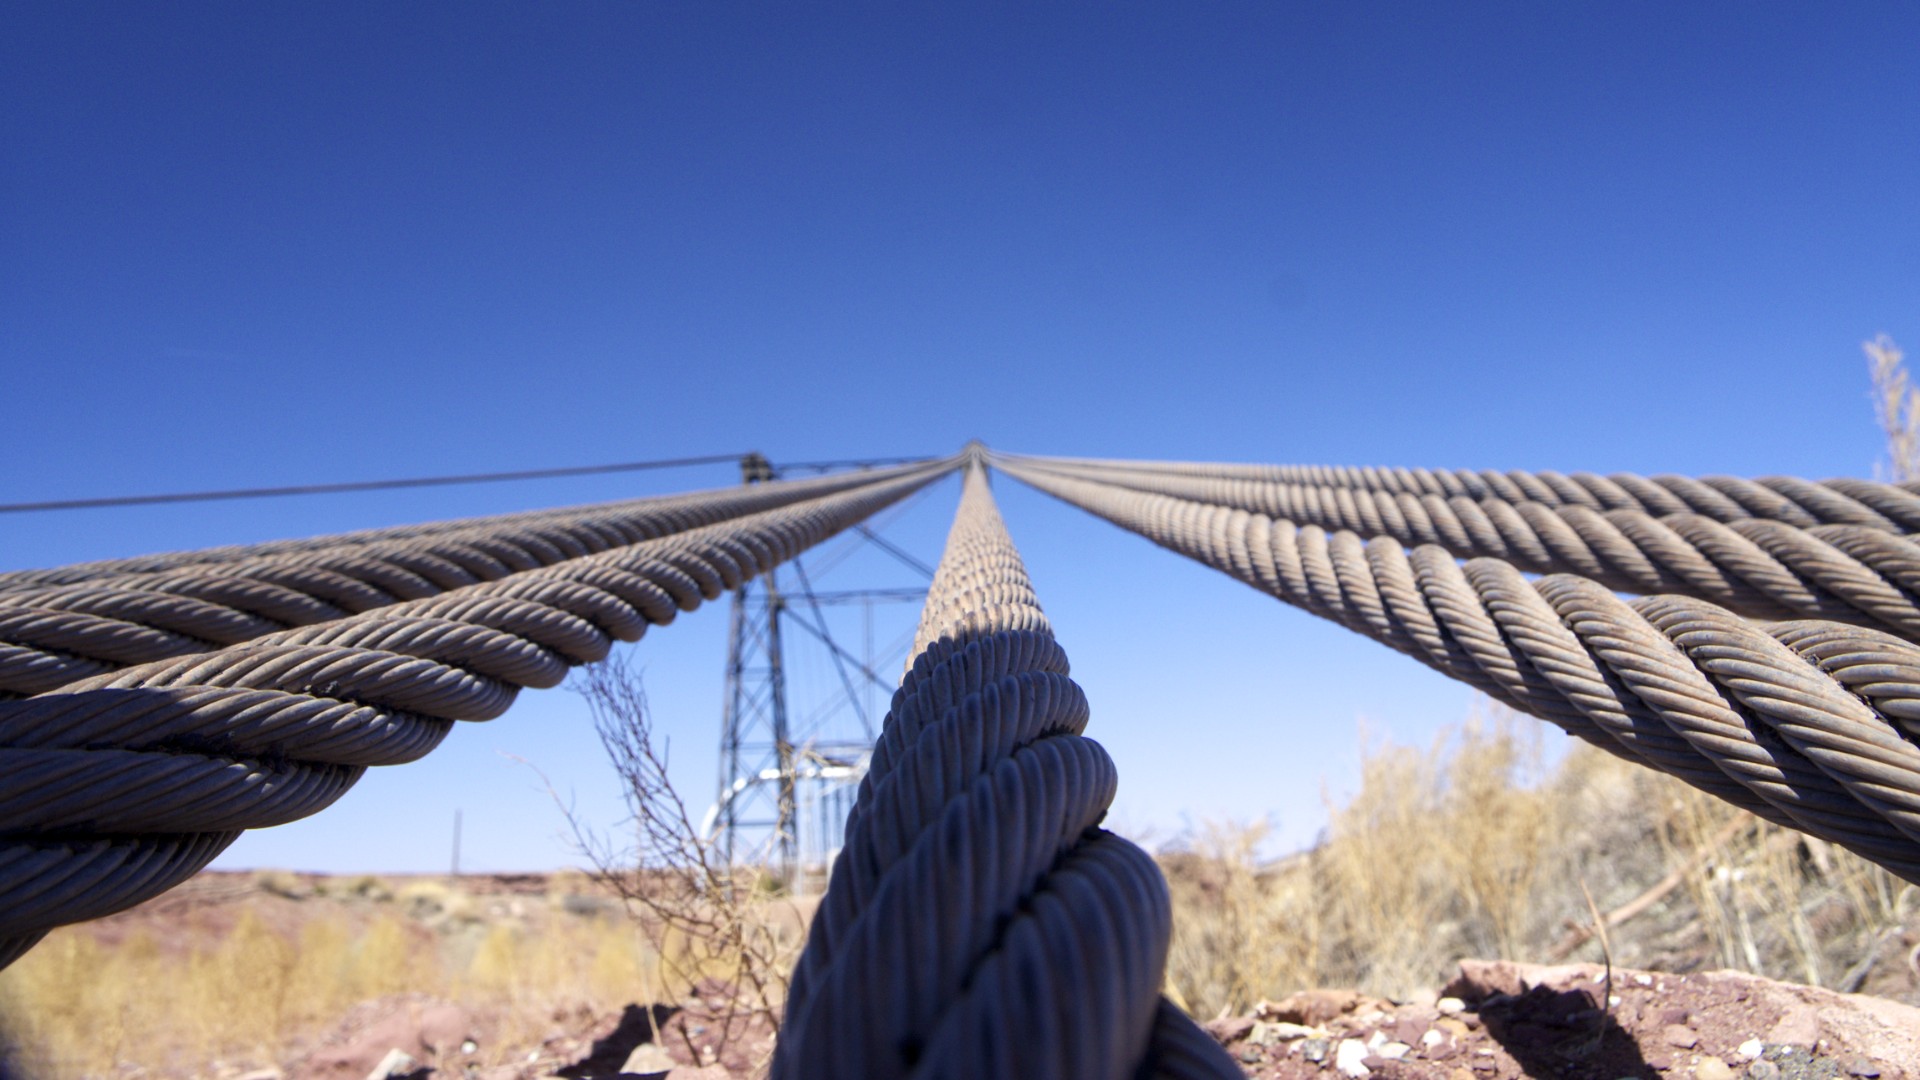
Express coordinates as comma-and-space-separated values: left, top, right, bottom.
8, 444, 1920, 1078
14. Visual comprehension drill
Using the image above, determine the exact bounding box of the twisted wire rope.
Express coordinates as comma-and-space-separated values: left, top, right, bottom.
1020, 454, 1920, 532
26, 447, 1917, 1062
1006, 456, 1920, 648
996, 458, 1920, 884
772, 459, 1240, 1080
0, 459, 959, 965
0, 468, 925, 698
0, 469, 891, 588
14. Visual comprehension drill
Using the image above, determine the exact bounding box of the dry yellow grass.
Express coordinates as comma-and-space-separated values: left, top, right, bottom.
1162, 707, 1919, 1019
0, 877, 665, 1078
0, 864, 814, 1079
1162, 708, 1559, 1012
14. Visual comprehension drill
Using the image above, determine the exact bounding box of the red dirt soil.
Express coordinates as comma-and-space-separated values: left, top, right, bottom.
1208, 960, 1920, 1080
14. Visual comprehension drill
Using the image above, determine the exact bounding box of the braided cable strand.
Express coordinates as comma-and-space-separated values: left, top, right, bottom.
0, 466, 931, 697
1018, 454, 1920, 532
0, 467, 922, 589
1008, 456, 1920, 646
0, 460, 959, 964
996, 458, 1920, 883
772, 458, 1240, 1080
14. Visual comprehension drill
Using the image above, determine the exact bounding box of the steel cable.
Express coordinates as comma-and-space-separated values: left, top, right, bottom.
1006, 455, 1920, 647
0, 473, 821, 587
1022, 454, 1920, 532
0, 453, 757, 515
997, 458, 1920, 884
0, 468, 928, 697
0, 458, 959, 964
772, 457, 1240, 1080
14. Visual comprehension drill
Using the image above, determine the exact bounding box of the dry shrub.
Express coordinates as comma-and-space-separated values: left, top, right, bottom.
2, 931, 124, 1076
1868, 333, 1920, 482
445, 910, 661, 1053
2, 910, 344, 1076
0, 880, 671, 1077
351, 915, 425, 1000
1166, 707, 1563, 1014
1660, 775, 1914, 990
184, 909, 298, 1055
551, 652, 809, 1069
1163, 704, 1918, 1017
1160, 820, 1321, 1016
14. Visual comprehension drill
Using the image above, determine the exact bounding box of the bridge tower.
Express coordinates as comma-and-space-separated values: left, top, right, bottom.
710, 456, 933, 891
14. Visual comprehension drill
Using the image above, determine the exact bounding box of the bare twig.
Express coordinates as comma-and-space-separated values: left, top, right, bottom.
1578, 876, 1613, 1015
1547, 816, 1752, 962
1867, 334, 1920, 483
543, 653, 804, 1068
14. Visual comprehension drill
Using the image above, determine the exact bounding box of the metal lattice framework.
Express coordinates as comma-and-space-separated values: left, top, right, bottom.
12, 444, 1920, 1078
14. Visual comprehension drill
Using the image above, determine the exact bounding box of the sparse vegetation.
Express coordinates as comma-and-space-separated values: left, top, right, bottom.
1161, 707, 1918, 1020
4, 704, 1917, 1076
0, 873, 655, 1077
552, 653, 808, 1070
1868, 333, 1920, 482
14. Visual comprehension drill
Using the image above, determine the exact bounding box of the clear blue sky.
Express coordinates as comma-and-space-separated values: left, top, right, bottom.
4, 3, 1918, 872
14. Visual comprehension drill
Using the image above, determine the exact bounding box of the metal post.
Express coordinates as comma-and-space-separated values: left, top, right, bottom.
764, 569, 797, 884
716, 585, 750, 870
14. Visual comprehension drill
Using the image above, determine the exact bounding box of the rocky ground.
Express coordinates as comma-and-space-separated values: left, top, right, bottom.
13, 872, 1920, 1080
279, 960, 1920, 1080
1205, 960, 1920, 1080
281, 994, 763, 1080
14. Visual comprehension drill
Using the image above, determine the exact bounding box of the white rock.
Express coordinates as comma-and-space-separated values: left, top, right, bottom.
1377, 1042, 1411, 1061
1695, 1058, 1737, 1080
1632, 973, 1652, 986
1335, 1038, 1371, 1078
365, 1049, 417, 1080
1436, 996, 1466, 1015
621, 1044, 675, 1074
1421, 1030, 1444, 1048
1738, 1039, 1765, 1060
